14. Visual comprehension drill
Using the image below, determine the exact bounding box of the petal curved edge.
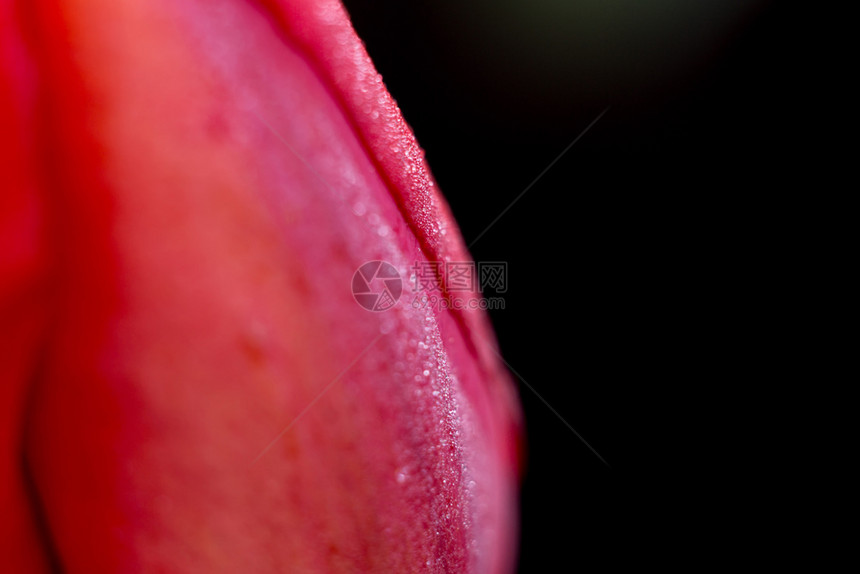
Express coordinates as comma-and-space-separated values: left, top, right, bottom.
258, 0, 524, 486
19, 0, 522, 572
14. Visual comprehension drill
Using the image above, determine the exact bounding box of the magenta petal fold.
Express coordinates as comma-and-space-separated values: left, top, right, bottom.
0, 0, 522, 572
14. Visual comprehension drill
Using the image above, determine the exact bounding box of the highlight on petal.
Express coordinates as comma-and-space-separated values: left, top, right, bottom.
2, 0, 522, 572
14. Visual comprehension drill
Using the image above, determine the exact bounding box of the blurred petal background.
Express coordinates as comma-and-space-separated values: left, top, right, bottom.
340, 0, 800, 570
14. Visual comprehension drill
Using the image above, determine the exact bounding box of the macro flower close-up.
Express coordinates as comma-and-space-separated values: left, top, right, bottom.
4, 0, 806, 570
1, 0, 522, 572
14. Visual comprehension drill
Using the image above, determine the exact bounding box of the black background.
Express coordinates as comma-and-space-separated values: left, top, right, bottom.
340, 1, 804, 570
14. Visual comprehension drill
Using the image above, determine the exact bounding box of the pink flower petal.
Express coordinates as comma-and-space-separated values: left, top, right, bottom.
2, 1, 522, 571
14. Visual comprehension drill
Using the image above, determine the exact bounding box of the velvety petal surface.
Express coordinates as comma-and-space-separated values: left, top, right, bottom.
3, 1, 521, 572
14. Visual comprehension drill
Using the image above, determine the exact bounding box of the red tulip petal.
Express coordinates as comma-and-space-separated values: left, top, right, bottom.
0, 1, 54, 570
13, 0, 521, 572
260, 0, 522, 474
